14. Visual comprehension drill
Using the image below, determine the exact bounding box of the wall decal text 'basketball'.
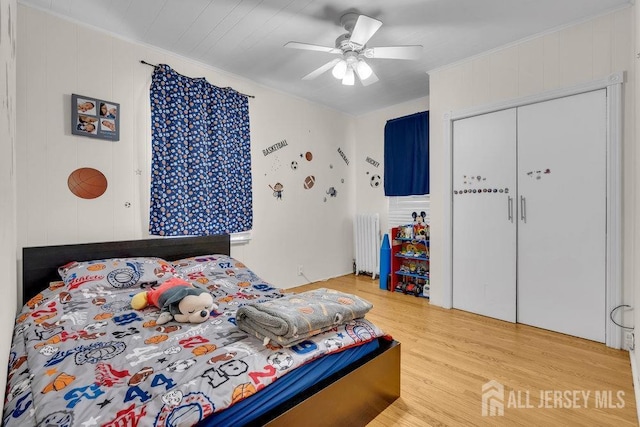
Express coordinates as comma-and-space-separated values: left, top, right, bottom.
68, 167, 108, 199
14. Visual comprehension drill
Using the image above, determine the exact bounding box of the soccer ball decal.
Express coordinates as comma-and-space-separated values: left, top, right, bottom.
267, 352, 294, 371
291, 161, 298, 170
370, 175, 381, 188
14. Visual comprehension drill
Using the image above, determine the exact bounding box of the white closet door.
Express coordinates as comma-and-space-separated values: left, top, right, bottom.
517, 90, 606, 342
452, 109, 517, 322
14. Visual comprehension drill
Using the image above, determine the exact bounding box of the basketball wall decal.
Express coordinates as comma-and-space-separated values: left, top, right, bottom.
68, 168, 108, 199
303, 175, 315, 189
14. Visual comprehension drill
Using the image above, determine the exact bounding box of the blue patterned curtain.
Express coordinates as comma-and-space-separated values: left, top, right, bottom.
149, 64, 252, 236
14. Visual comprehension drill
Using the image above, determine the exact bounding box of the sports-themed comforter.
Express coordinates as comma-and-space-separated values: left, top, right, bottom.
3, 255, 385, 427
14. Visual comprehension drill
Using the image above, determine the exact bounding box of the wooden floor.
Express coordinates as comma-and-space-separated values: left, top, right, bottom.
291, 274, 637, 427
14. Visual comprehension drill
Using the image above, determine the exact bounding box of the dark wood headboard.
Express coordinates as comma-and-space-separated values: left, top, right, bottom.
22, 235, 230, 304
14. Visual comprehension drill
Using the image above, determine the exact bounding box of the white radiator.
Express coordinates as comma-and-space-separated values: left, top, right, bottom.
354, 213, 380, 279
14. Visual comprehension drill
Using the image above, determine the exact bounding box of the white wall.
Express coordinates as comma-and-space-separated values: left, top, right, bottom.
428, 6, 635, 325
16, 5, 356, 300
0, 0, 17, 407
633, 1, 640, 392
354, 96, 429, 233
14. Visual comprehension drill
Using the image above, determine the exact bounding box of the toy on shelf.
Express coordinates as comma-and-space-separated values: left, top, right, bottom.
403, 281, 424, 297
412, 211, 429, 241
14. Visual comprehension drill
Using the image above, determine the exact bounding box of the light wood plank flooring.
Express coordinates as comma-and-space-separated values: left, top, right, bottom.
290, 274, 637, 426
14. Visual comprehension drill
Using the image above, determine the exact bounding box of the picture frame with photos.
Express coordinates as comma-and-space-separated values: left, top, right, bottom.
71, 93, 120, 141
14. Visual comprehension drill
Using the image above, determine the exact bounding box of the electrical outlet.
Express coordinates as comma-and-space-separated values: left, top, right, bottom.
625, 331, 635, 350
297, 265, 303, 276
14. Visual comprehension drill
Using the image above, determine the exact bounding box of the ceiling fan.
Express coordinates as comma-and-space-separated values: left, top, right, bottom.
285, 13, 422, 86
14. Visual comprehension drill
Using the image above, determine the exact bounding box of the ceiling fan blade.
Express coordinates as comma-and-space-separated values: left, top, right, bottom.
349, 15, 382, 47
364, 45, 423, 60
285, 42, 341, 54
302, 58, 342, 80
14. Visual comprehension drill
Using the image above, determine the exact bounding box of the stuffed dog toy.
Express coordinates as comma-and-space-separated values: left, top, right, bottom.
131, 277, 217, 325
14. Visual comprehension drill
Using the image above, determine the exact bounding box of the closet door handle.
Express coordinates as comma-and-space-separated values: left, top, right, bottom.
520, 196, 526, 223
507, 196, 513, 222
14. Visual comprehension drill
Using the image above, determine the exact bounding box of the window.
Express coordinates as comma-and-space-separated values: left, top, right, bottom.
388, 195, 430, 227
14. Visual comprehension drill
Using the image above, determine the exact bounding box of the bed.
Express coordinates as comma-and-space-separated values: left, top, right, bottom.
5, 235, 400, 426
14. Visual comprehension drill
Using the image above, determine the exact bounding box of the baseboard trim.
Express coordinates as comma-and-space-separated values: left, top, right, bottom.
629, 349, 640, 424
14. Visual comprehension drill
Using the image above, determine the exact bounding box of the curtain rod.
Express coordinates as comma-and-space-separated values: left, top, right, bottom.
140, 60, 255, 99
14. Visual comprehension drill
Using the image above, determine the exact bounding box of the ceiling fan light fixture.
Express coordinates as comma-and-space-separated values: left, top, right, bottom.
286, 13, 421, 86
356, 59, 373, 80
332, 60, 347, 79
342, 67, 355, 85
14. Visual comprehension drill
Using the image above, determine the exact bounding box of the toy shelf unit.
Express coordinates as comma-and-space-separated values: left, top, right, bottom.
390, 224, 430, 298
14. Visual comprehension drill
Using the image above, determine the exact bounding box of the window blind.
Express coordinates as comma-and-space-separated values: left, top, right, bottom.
388, 195, 430, 227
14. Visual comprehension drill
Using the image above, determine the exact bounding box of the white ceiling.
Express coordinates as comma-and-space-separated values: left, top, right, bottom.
19, 0, 631, 115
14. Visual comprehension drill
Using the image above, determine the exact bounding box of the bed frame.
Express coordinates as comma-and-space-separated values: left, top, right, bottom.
21, 235, 401, 427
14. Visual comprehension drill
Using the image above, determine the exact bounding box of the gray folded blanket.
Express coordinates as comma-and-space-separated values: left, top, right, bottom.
236, 288, 373, 347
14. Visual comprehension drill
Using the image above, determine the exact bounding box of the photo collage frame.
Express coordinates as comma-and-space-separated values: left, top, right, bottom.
71, 93, 120, 141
